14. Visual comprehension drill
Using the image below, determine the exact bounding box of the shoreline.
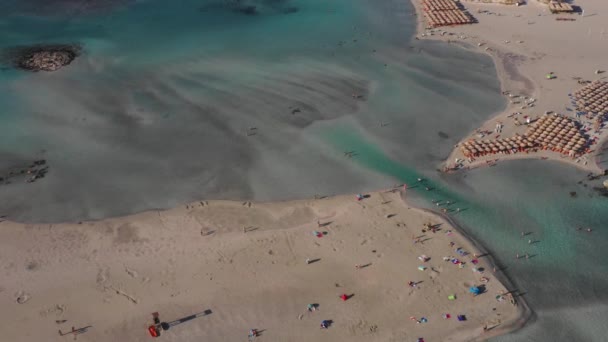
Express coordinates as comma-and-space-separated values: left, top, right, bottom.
410, 0, 608, 175
0, 190, 522, 342
419, 204, 534, 340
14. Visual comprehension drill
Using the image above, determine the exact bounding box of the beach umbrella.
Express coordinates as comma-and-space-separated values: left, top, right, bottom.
469, 287, 481, 295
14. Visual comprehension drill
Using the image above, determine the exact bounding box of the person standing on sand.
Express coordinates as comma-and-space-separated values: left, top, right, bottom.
248, 329, 258, 340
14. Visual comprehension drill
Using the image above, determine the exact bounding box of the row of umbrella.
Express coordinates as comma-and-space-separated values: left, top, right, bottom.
572, 81, 608, 115
548, 2, 574, 13
527, 114, 588, 152
424, 9, 475, 28
422, 0, 459, 11
460, 114, 590, 158
460, 135, 536, 156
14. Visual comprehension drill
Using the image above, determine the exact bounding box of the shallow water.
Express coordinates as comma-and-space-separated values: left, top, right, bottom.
1, 0, 608, 341
0, 0, 501, 221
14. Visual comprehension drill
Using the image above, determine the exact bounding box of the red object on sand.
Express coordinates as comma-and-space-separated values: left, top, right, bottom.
148, 325, 159, 337
340, 294, 348, 301
316, 232, 323, 238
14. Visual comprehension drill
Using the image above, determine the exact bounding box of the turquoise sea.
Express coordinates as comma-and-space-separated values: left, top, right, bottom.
1, 0, 607, 341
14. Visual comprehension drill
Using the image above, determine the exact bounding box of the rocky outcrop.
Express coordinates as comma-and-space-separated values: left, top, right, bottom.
8, 44, 81, 72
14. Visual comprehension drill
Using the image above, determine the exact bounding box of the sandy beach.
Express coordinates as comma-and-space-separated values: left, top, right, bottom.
412, 0, 608, 174
0, 190, 523, 341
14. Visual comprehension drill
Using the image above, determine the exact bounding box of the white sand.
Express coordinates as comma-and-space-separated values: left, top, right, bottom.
0, 191, 521, 341
413, 0, 608, 173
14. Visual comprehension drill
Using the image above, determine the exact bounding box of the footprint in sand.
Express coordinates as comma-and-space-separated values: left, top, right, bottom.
15, 291, 31, 304
39, 304, 66, 317
125, 266, 138, 278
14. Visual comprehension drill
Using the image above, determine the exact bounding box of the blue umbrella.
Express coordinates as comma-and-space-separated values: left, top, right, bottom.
469, 286, 481, 295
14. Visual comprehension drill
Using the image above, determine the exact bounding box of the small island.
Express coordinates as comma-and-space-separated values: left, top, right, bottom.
9, 44, 81, 72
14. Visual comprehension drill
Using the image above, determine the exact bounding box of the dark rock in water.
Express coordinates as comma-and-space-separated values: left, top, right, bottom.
569, 191, 577, 198
5, 44, 81, 72
593, 187, 608, 197
0, 159, 50, 185
438, 131, 449, 139
200, 0, 297, 16
10, 0, 133, 16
